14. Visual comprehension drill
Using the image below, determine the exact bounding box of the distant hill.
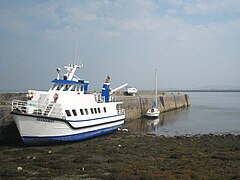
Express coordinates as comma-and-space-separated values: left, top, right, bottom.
163, 85, 240, 92
193, 85, 240, 91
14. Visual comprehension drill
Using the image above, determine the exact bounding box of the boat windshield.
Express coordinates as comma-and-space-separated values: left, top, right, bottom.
51, 83, 86, 92
56, 84, 64, 91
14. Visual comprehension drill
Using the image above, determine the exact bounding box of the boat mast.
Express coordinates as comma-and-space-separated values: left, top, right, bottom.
155, 68, 157, 106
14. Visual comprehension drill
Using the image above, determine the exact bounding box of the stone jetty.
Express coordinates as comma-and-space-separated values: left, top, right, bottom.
0, 92, 190, 126
116, 92, 190, 120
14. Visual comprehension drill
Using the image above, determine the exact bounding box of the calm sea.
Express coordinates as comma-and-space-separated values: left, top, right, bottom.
125, 92, 240, 136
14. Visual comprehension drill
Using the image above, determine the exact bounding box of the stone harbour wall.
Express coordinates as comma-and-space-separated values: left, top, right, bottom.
116, 92, 191, 120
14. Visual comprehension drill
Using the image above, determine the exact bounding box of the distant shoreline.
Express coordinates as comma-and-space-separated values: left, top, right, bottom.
164, 90, 240, 92
1, 90, 240, 94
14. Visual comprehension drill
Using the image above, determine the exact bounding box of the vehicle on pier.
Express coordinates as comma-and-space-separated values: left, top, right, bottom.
124, 87, 138, 96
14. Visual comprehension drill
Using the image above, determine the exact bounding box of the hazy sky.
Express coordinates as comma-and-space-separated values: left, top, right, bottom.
0, 0, 240, 92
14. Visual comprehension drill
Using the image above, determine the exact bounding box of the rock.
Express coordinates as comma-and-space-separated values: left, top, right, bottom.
26, 156, 31, 159
118, 144, 122, 147
118, 128, 129, 132
48, 150, 52, 154
17, 167, 23, 171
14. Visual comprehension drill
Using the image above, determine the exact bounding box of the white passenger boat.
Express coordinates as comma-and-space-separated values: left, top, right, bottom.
11, 64, 126, 145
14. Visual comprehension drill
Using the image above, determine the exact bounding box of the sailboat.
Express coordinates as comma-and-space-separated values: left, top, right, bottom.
146, 69, 160, 118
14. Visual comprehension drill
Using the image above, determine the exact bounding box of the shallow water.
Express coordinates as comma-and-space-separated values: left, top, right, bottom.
126, 92, 240, 136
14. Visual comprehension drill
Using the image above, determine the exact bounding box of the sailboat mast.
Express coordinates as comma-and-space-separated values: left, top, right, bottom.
155, 68, 157, 106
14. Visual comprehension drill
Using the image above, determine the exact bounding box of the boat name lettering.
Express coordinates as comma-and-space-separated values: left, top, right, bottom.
36, 117, 55, 123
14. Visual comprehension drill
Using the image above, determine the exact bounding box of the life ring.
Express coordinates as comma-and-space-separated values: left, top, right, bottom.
53, 93, 59, 102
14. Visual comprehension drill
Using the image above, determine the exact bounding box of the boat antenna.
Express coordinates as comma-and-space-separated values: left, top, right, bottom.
80, 56, 83, 68
74, 48, 78, 65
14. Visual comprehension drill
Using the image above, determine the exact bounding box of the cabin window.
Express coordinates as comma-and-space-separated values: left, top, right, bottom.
65, 110, 71, 117
80, 109, 84, 115
103, 107, 107, 113
71, 85, 76, 91
94, 108, 97, 114
85, 108, 89, 115
72, 109, 77, 116
81, 86, 84, 91
98, 108, 101, 113
57, 84, 64, 91
75, 85, 80, 91
90, 108, 94, 114
51, 84, 58, 90
63, 85, 71, 91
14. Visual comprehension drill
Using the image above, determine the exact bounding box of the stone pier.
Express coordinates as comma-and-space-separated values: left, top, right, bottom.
116, 92, 191, 120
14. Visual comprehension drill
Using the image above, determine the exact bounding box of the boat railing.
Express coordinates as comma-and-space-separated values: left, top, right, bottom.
93, 93, 121, 103
94, 93, 103, 103
12, 100, 64, 119
12, 100, 28, 112
117, 108, 125, 115
111, 95, 116, 102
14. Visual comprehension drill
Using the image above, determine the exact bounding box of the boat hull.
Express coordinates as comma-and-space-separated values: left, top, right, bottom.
12, 113, 124, 145
146, 108, 160, 118
146, 113, 159, 118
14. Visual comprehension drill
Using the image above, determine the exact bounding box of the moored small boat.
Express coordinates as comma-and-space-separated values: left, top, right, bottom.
146, 102, 160, 118
146, 69, 160, 118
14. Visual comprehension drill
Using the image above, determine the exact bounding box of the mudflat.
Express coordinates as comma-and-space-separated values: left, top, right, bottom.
0, 125, 239, 179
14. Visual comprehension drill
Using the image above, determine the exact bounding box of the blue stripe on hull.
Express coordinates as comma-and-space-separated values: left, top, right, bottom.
22, 123, 124, 146
67, 114, 124, 122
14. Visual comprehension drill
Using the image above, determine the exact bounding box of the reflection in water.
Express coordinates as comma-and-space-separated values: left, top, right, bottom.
125, 108, 191, 136
145, 118, 161, 133
125, 108, 188, 135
